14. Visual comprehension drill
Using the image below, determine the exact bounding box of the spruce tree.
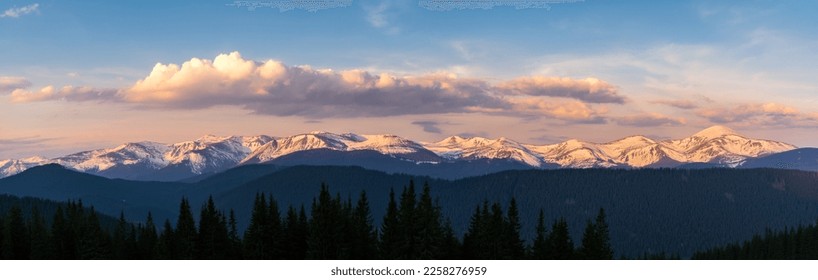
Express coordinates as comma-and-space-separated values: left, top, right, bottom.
379, 189, 400, 259
350, 191, 377, 259
244, 193, 271, 259
415, 182, 443, 259
266, 195, 283, 259
282, 205, 308, 259
397, 181, 417, 259
547, 218, 574, 260
594, 208, 613, 259
112, 212, 130, 259
440, 219, 461, 259
197, 196, 229, 259
579, 208, 613, 260
505, 198, 525, 259
78, 208, 110, 259
307, 183, 344, 259
531, 209, 548, 259
462, 203, 485, 259
138, 212, 158, 259
156, 219, 174, 259
226, 210, 242, 259
174, 198, 197, 260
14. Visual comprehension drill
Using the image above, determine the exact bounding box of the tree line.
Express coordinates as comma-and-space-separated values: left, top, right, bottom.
0, 180, 613, 260
692, 221, 818, 260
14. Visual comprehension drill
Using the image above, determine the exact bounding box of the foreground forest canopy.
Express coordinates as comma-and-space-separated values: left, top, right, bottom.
3, 165, 818, 258
0, 183, 615, 260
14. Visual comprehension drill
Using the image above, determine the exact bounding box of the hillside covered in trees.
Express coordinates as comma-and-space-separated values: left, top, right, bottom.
3, 164, 818, 258
0, 184, 615, 260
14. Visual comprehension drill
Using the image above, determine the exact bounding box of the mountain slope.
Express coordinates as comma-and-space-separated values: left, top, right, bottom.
739, 148, 818, 171
0, 164, 189, 223
240, 132, 441, 164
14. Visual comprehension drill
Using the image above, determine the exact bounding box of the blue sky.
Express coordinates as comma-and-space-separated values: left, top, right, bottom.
1, 0, 817, 158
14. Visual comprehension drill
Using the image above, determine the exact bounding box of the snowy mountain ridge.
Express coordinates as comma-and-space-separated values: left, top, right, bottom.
0, 126, 798, 179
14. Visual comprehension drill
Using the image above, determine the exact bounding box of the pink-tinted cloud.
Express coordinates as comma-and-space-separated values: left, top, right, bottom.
495, 76, 626, 104
507, 97, 607, 123
9, 85, 118, 103
411, 120, 444, 133
7, 52, 617, 123
615, 113, 686, 127
0, 76, 31, 93
697, 103, 818, 127
651, 99, 700, 109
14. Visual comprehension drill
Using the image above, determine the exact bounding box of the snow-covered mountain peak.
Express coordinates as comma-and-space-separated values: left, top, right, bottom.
693, 125, 739, 140
196, 134, 230, 143
425, 135, 543, 166
0, 126, 801, 179
19, 155, 49, 162
341, 133, 367, 142
607, 135, 657, 146
0, 156, 51, 177
347, 134, 430, 156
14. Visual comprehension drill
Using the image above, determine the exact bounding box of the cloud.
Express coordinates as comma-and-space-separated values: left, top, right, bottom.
0, 76, 31, 92
697, 103, 818, 127
495, 77, 626, 104
366, 2, 388, 28
615, 113, 686, 127
364, 1, 400, 34
651, 99, 699, 109
8, 51, 619, 123
9, 85, 118, 103
418, 0, 580, 11
1, 3, 39, 18
507, 97, 607, 123
411, 120, 444, 134
0, 135, 58, 146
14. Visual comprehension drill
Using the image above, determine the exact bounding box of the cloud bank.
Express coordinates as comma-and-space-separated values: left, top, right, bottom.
496, 76, 625, 104
697, 103, 818, 127
6, 51, 616, 123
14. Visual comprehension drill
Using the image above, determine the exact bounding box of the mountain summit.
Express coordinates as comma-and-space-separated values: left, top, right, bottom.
691, 125, 739, 140
0, 126, 798, 180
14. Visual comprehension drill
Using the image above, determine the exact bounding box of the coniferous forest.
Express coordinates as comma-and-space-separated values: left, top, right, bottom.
0, 181, 616, 260
3, 178, 818, 260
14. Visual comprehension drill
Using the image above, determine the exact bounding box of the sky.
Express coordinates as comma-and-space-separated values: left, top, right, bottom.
1, 0, 817, 159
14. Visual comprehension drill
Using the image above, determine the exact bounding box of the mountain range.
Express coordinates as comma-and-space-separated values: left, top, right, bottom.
0, 125, 805, 181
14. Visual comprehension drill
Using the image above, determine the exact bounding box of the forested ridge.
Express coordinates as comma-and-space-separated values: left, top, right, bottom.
693, 222, 818, 260
0, 182, 614, 260
3, 166, 818, 259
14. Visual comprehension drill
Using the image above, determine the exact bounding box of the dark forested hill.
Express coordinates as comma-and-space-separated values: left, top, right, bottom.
2, 164, 818, 258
